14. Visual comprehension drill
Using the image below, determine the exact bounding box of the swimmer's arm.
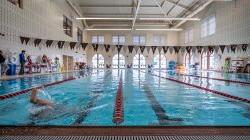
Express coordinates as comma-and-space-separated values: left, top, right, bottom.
36, 99, 53, 107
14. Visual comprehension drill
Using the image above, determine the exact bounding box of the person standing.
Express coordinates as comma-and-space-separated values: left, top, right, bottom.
19, 50, 26, 75
0, 50, 7, 76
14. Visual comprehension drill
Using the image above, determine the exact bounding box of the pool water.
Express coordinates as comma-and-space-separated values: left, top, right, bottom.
0, 69, 250, 126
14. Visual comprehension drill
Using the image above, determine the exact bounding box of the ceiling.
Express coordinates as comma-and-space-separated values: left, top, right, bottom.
71, 0, 212, 29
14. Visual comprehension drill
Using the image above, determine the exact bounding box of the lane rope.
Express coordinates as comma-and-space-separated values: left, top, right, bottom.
0, 71, 101, 100
177, 73, 250, 85
112, 72, 124, 125
142, 71, 250, 104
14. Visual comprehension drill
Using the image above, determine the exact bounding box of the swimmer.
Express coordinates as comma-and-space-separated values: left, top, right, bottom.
30, 88, 53, 107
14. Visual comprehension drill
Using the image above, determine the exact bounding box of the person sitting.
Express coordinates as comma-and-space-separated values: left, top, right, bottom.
26, 55, 33, 74
30, 88, 53, 107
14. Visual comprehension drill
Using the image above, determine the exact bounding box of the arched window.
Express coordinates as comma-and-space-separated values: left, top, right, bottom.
153, 54, 167, 69
92, 54, 104, 68
133, 54, 146, 69
201, 51, 208, 70
112, 54, 125, 68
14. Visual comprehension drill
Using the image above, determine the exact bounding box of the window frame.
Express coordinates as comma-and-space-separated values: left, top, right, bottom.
112, 35, 125, 45
184, 28, 193, 44
8, 0, 23, 8
91, 35, 105, 44
133, 35, 146, 45
63, 15, 73, 37
153, 35, 166, 46
201, 15, 216, 38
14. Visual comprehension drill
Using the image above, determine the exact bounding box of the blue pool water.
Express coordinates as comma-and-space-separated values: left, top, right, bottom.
0, 69, 250, 126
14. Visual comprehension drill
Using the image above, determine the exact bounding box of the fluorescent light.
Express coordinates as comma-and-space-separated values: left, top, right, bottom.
76, 17, 133, 20
135, 28, 183, 31
139, 17, 200, 21
85, 28, 132, 31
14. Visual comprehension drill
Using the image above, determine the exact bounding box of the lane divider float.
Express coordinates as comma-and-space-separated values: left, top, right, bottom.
0, 77, 76, 100
178, 73, 250, 85
143, 71, 250, 104
112, 72, 124, 125
0, 71, 100, 100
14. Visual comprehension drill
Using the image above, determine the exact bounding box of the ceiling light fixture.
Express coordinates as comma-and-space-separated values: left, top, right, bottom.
85, 28, 132, 31
76, 17, 133, 20
135, 28, 183, 31
139, 17, 200, 21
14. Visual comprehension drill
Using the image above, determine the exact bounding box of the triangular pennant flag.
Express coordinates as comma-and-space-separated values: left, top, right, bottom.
116, 45, 123, 53
231, 44, 237, 53
174, 46, 181, 54
81, 43, 88, 50
196, 46, 202, 53
135, 46, 139, 53
242, 44, 248, 52
46, 40, 53, 47
69, 42, 77, 50
186, 46, 192, 54
140, 46, 145, 53
151, 46, 157, 54
104, 44, 111, 52
128, 46, 134, 53
215, 46, 219, 53
147, 46, 151, 54
157, 46, 162, 54
163, 46, 169, 54
57, 41, 65, 49
123, 45, 127, 53
181, 47, 186, 53
34, 39, 42, 47
20, 36, 30, 45
219, 45, 226, 54
169, 47, 174, 54
192, 46, 196, 53
208, 46, 214, 54
92, 44, 99, 52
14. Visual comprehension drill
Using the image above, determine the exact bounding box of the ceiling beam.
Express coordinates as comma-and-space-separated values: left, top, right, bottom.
166, 0, 181, 15
132, 0, 142, 30
173, 0, 214, 28
79, 5, 159, 8
153, 0, 172, 24
66, 0, 88, 28
165, 0, 189, 11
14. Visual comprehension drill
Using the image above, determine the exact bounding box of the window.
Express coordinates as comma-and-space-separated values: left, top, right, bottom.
8, 0, 23, 8
184, 29, 193, 44
153, 54, 167, 69
92, 54, 105, 68
63, 16, 73, 37
92, 36, 104, 44
133, 54, 146, 69
112, 54, 125, 69
133, 36, 146, 45
77, 28, 83, 43
201, 15, 216, 38
112, 35, 125, 45
153, 35, 165, 46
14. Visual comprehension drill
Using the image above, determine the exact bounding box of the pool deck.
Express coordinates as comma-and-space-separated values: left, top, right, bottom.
1, 126, 250, 136
0, 70, 84, 81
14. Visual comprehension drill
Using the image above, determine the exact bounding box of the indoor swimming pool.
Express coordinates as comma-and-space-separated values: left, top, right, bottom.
0, 69, 250, 126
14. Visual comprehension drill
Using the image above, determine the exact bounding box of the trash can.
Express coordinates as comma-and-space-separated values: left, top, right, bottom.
7, 64, 16, 76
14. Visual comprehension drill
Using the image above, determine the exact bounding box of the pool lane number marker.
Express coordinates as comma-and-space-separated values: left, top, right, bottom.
113, 72, 124, 125
143, 84, 183, 125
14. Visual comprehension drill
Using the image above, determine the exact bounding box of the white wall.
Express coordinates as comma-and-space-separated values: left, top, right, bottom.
0, 0, 86, 65
85, 31, 178, 68
177, 0, 250, 70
